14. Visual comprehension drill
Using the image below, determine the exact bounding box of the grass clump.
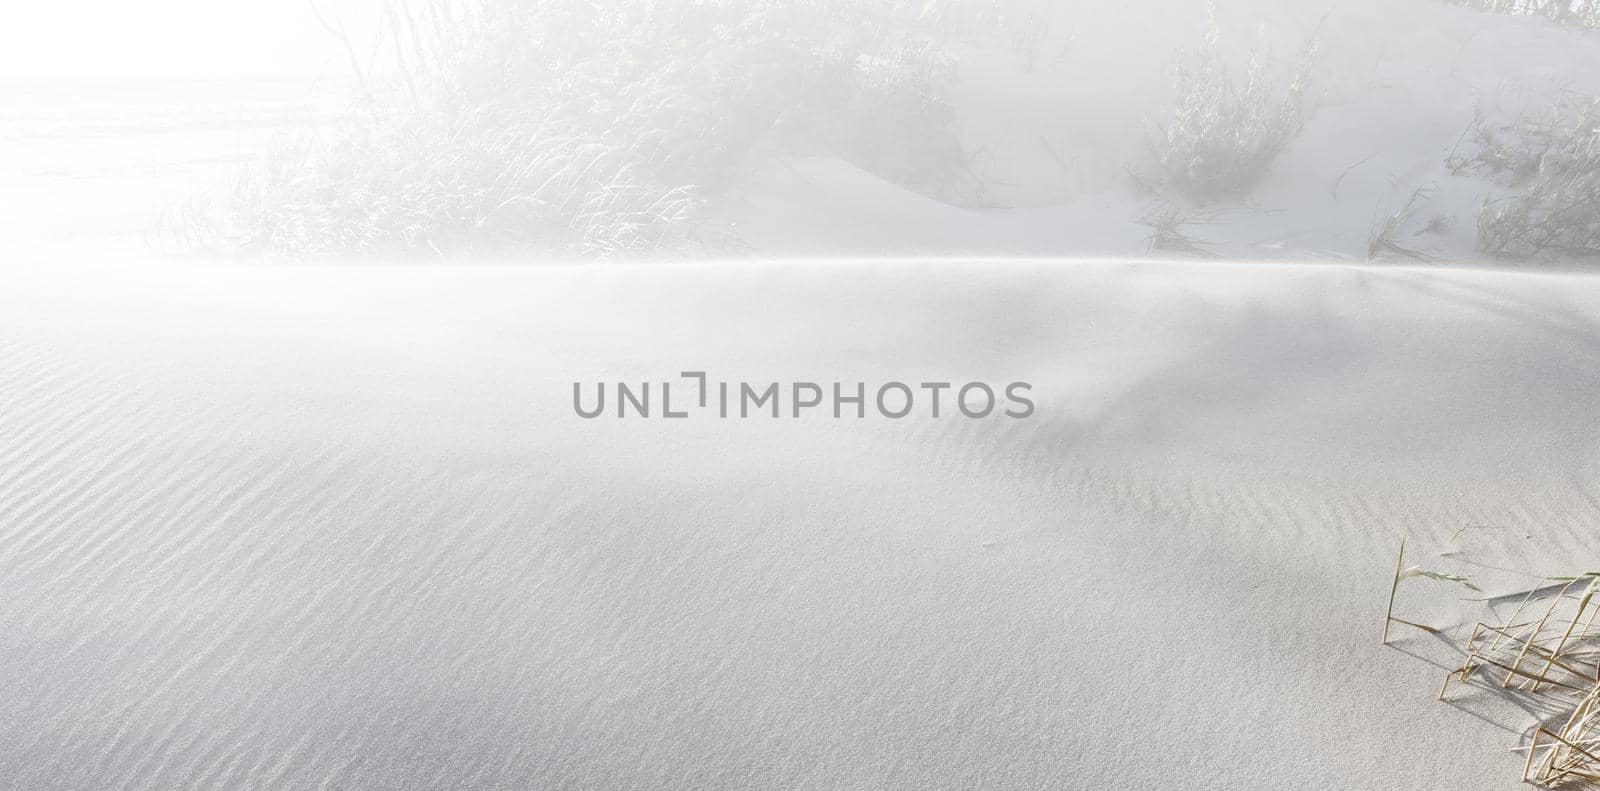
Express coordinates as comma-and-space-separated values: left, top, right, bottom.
218, 0, 1000, 259
1139, 203, 1220, 257
1368, 187, 1449, 261
1468, 99, 1600, 262
1150, 6, 1318, 203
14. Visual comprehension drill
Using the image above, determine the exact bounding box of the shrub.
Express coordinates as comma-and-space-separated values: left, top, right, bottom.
219, 0, 999, 259
1151, 6, 1317, 202
1472, 99, 1600, 261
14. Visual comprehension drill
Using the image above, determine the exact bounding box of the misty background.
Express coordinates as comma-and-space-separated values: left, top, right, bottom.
6, 0, 1600, 262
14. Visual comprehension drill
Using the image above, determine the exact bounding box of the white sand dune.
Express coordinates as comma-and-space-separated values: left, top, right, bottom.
2, 258, 1597, 788
8, 0, 1600, 786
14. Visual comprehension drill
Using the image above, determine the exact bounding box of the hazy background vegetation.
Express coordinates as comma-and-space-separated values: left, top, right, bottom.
209, 0, 1049, 257
10, 0, 1600, 264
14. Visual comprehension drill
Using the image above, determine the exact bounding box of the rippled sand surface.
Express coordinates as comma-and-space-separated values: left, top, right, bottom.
1, 259, 1596, 788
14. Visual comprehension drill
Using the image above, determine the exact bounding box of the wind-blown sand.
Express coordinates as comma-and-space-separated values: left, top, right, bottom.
7, 2, 1600, 784
2, 258, 1597, 788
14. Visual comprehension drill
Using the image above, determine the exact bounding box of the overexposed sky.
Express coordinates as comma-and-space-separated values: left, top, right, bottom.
0, 1, 385, 80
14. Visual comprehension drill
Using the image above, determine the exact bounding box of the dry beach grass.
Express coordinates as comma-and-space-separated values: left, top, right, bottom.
212, 0, 1034, 258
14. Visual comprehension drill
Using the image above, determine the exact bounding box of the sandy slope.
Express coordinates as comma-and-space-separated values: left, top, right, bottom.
1, 258, 1597, 788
